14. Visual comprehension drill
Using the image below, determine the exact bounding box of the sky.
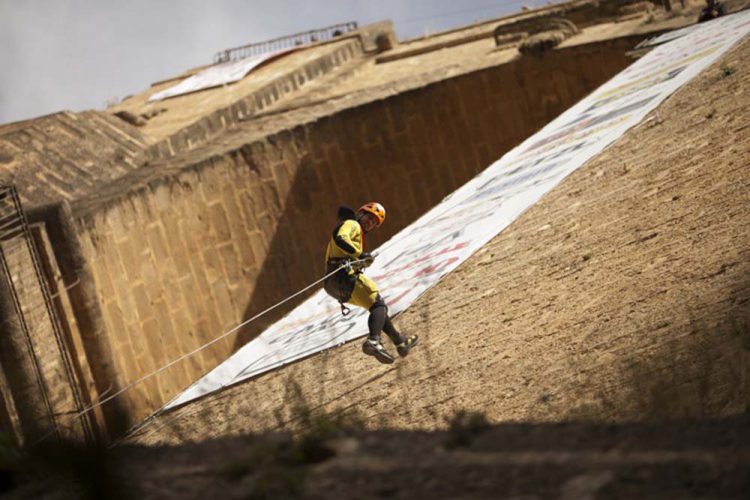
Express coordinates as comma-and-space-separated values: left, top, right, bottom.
0, 0, 545, 125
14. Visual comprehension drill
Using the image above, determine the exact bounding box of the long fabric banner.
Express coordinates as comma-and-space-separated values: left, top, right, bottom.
165, 13, 750, 409
149, 49, 293, 102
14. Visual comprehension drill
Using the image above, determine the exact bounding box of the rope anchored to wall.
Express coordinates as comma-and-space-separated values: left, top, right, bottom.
34, 256, 371, 445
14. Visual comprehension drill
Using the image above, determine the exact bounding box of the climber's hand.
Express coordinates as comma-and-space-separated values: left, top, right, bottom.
360, 252, 375, 267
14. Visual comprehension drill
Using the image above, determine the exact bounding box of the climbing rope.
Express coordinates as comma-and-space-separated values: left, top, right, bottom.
34, 256, 371, 445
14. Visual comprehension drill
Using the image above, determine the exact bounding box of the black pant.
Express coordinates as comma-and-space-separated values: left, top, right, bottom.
368, 299, 403, 345
324, 263, 402, 345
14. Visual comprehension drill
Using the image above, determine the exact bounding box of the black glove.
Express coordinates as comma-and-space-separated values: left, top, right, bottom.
360, 252, 375, 267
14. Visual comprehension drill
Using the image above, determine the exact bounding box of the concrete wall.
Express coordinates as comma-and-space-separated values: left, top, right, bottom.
70, 37, 640, 424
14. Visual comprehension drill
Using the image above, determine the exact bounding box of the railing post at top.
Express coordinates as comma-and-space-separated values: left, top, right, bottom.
213, 21, 359, 63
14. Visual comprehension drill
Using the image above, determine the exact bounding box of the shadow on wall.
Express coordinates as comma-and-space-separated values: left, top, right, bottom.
232, 93, 494, 349
232, 36, 646, 350
232, 118, 419, 349
618, 314, 749, 419
563, 295, 750, 423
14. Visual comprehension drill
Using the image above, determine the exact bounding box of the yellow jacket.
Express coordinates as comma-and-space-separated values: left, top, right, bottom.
325, 219, 364, 263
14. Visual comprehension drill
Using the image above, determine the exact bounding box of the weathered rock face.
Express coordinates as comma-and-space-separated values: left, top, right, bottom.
128, 33, 750, 448
0, 0, 706, 440
65, 36, 641, 423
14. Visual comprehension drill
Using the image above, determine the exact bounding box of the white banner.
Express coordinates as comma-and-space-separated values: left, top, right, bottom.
165, 12, 750, 409
149, 50, 293, 102
638, 20, 705, 49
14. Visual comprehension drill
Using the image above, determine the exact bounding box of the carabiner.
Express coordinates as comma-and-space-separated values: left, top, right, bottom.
340, 302, 351, 316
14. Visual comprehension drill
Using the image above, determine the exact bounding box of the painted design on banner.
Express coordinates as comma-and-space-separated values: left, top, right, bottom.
165, 12, 750, 409
149, 49, 293, 102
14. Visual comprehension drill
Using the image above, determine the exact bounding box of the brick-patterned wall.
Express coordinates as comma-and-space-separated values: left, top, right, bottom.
146, 38, 364, 161
0, 213, 91, 442
233, 38, 640, 346
75, 38, 637, 421
0, 111, 151, 208
75, 138, 314, 419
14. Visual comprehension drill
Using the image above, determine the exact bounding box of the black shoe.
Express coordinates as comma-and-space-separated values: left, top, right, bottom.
396, 335, 419, 357
362, 338, 395, 364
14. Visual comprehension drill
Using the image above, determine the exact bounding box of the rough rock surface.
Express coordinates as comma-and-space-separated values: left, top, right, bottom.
9, 417, 750, 499
133, 36, 750, 445
7, 17, 750, 500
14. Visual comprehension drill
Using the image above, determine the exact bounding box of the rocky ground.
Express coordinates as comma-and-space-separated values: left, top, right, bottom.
3, 17, 750, 500
5, 415, 750, 499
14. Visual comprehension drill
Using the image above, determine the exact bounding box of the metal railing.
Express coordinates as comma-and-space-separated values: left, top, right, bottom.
213, 22, 358, 63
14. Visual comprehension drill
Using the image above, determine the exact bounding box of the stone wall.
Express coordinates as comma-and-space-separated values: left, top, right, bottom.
232, 37, 643, 345
0, 111, 151, 208
0, 188, 95, 443
70, 37, 640, 423
146, 38, 365, 161
75, 151, 292, 420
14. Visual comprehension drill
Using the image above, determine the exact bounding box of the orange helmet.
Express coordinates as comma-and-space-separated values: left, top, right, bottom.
357, 202, 386, 227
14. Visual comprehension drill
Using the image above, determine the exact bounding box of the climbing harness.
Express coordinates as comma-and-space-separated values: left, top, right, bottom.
324, 256, 374, 317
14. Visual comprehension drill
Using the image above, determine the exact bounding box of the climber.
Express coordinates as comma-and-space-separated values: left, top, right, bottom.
323, 202, 419, 364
